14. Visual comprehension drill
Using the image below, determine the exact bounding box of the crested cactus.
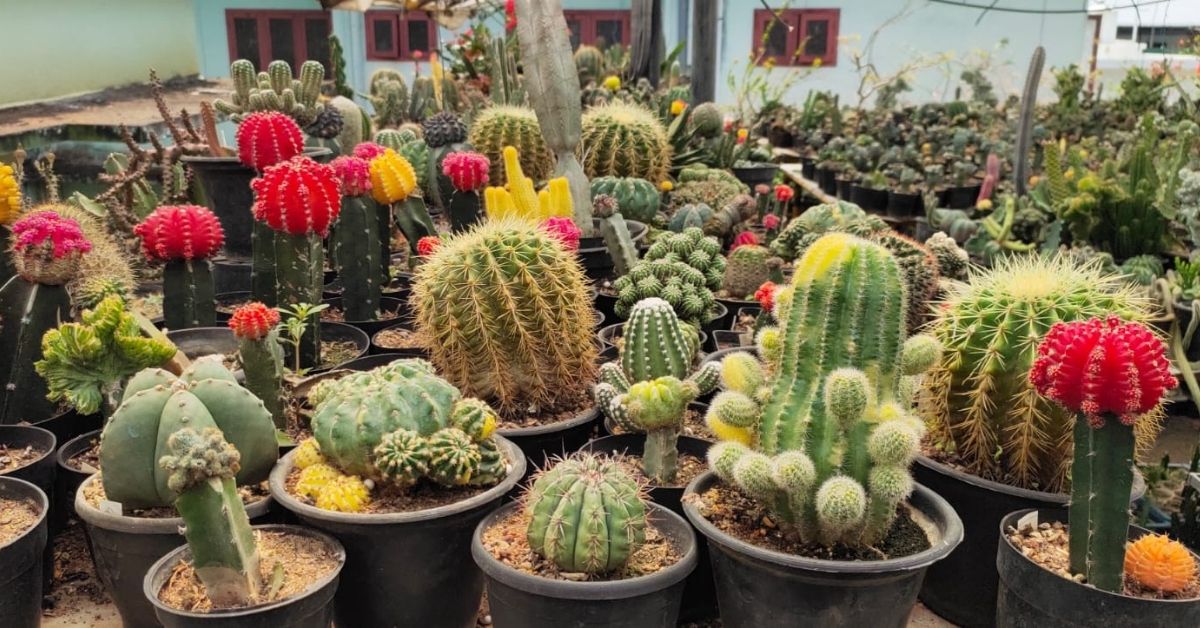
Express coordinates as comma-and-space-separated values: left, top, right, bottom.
668, 203, 713, 233
642, 227, 725, 293
705, 233, 939, 546
412, 220, 598, 416
524, 452, 647, 574
483, 146, 573, 222
720, 244, 775, 300
99, 357, 277, 508
920, 255, 1153, 492
228, 303, 285, 427
160, 427, 263, 606
468, 106, 553, 184
214, 59, 326, 126
37, 295, 177, 417
134, 205, 225, 330
1, 211, 90, 424
592, 194, 639, 277
442, 151, 490, 232
579, 102, 672, 184
613, 258, 716, 325
590, 176, 659, 223
594, 298, 720, 483
309, 359, 505, 489
330, 155, 382, 321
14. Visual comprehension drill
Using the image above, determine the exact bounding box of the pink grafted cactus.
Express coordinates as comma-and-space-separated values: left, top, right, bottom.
442, 152, 491, 192
330, 156, 373, 197
539, 216, 582, 251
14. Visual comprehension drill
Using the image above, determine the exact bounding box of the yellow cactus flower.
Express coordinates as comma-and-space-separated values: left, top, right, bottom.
369, 149, 418, 204
812, 57, 823, 68
976, 198, 994, 211
1064, 167, 1076, 181
763, 58, 777, 70
1078, 149, 1089, 160
736, 128, 749, 142
660, 180, 674, 192
670, 99, 687, 116
0, 163, 21, 225
603, 75, 621, 91
1028, 175, 1041, 188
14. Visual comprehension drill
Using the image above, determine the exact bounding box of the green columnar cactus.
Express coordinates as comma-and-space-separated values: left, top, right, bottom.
330, 196, 381, 321
397, 139, 431, 192
920, 255, 1150, 492
668, 203, 713, 233
214, 59, 325, 125
100, 358, 277, 508
720, 245, 774, 300
468, 106, 553, 185
525, 452, 647, 574
573, 45, 604, 85
161, 427, 263, 606
590, 176, 660, 223
412, 220, 598, 415
706, 233, 939, 546
309, 359, 505, 486
162, 260, 216, 329
594, 298, 721, 483
872, 232, 940, 334
37, 295, 177, 417
592, 195, 639, 277
642, 227, 725, 293
613, 258, 715, 325
228, 303, 285, 427
369, 71, 409, 129
375, 128, 417, 151
579, 102, 672, 184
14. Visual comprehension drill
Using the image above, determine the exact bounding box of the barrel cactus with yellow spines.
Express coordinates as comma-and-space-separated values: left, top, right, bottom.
579, 102, 672, 183
412, 219, 598, 416
468, 105, 553, 184
705, 233, 940, 546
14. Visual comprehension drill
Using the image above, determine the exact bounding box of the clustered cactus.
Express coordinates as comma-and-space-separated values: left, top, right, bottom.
705, 234, 940, 546
642, 227, 726, 293
134, 204, 225, 329
228, 302, 285, 427
215, 59, 327, 126
613, 258, 716, 325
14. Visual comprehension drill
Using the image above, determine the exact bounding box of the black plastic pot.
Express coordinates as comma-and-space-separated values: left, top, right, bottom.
472, 501, 697, 628
310, 322, 369, 374
683, 471, 963, 628
913, 455, 1070, 627
166, 327, 238, 361
849, 184, 888, 212
322, 296, 407, 337
322, 276, 410, 302
369, 323, 430, 358
34, 407, 101, 446
996, 508, 1200, 627
211, 256, 252, 294
499, 405, 601, 472
578, 219, 648, 281
711, 330, 747, 351
143, 524, 346, 628
56, 429, 99, 530
815, 167, 837, 195
332, 352, 406, 371
887, 190, 923, 219
269, 437, 526, 628
835, 177, 853, 200
1173, 300, 1200, 362
75, 474, 276, 628
0, 476, 48, 628
594, 289, 618, 328
800, 157, 816, 180
0, 424, 57, 591
942, 183, 982, 209
731, 163, 780, 188
213, 291, 254, 325
596, 323, 708, 354
699, 301, 730, 340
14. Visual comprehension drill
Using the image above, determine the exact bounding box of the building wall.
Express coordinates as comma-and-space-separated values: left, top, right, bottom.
0, 0, 199, 108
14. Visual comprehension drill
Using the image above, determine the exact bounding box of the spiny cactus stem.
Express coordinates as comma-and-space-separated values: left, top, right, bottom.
643, 428, 679, 485
274, 232, 323, 368
175, 475, 262, 606
163, 259, 216, 329
1083, 415, 1135, 592
331, 196, 381, 322
251, 222, 278, 307
448, 190, 483, 233
1068, 416, 1091, 576
239, 334, 286, 429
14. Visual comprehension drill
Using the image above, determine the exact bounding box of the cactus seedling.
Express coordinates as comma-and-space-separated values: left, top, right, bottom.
592, 194, 638, 277
228, 303, 286, 427
135, 205, 225, 329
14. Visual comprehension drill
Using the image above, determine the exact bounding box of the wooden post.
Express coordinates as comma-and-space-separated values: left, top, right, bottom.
629, 0, 663, 85
692, 0, 718, 102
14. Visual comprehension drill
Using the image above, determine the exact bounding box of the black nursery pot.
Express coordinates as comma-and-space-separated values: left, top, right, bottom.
835, 177, 853, 200
996, 508, 1200, 627
850, 184, 888, 212
682, 471, 963, 628
306, 322, 369, 374
0, 476, 49, 628
0, 424, 58, 567
165, 327, 238, 360
800, 157, 816, 180
887, 190, 923, 218
913, 455, 1069, 628
322, 296, 408, 337
941, 184, 982, 209
269, 438, 526, 628
472, 501, 698, 628
211, 256, 252, 294
332, 352, 406, 371
578, 219, 648, 281
369, 323, 430, 358
499, 405, 602, 473
731, 163, 780, 188
56, 429, 100, 532
143, 524, 346, 628
76, 474, 276, 628
596, 323, 708, 355
815, 167, 838, 195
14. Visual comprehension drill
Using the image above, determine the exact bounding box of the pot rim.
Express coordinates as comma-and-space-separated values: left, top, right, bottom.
269, 435, 526, 525
915, 454, 1070, 504
999, 508, 1200, 604
75, 473, 274, 534
56, 428, 102, 474
0, 476, 49, 552
682, 470, 963, 574
322, 296, 408, 325
0, 423, 57, 471
496, 402, 599, 438
142, 523, 346, 619
471, 500, 698, 600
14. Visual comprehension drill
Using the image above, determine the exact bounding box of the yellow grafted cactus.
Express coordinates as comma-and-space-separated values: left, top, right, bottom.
293, 438, 325, 470
1124, 534, 1197, 593
314, 475, 370, 512
484, 146, 573, 221
295, 463, 341, 498
369, 149, 418, 204
0, 163, 20, 224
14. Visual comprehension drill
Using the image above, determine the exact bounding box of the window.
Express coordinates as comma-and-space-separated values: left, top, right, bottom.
226, 10, 332, 73
752, 9, 839, 67
1136, 26, 1197, 54
366, 11, 438, 60
1116, 26, 1133, 40
563, 10, 631, 49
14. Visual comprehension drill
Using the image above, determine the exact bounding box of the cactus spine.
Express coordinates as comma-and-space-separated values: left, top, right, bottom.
706, 234, 938, 546
721, 244, 774, 299
524, 453, 647, 574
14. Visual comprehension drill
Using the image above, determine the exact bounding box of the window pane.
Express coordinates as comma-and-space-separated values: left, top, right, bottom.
1115, 26, 1132, 40
595, 19, 623, 49
234, 18, 260, 66
761, 18, 787, 58
804, 19, 829, 58
373, 18, 395, 54
566, 19, 582, 49
269, 18, 296, 69
305, 18, 330, 69
407, 19, 430, 55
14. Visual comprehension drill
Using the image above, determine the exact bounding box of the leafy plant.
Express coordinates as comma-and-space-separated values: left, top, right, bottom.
277, 302, 329, 375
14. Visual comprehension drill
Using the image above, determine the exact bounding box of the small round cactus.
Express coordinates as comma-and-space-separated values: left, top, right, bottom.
368, 149, 418, 205
524, 453, 647, 574
236, 111, 305, 171
134, 205, 225, 262
353, 142, 387, 161
579, 102, 671, 183
330, 155, 373, 197
815, 476, 867, 541
1124, 534, 1197, 593
10, 210, 92, 284
227, 302, 280, 340
422, 112, 468, 148
442, 151, 490, 192
688, 102, 723, 138
251, 156, 342, 237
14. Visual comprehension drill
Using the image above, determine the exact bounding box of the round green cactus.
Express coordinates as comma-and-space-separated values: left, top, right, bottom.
525, 453, 647, 574
620, 297, 701, 382
579, 102, 671, 183
468, 105, 553, 184
720, 245, 775, 300
668, 203, 714, 233
573, 45, 604, 84
769, 201, 871, 260
612, 258, 715, 325
923, 232, 969, 281
590, 176, 660, 223
689, 102, 724, 138
642, 227, 726, 293
99, 357, 278, 509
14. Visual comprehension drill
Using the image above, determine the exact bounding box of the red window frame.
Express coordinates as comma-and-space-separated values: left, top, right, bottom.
563, 10, 632, 48
365, 11, 438, 61
225, 9, 331, 73
752, 8, 839, 67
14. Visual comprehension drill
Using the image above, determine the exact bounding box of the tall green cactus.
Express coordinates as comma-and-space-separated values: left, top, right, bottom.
99, 358, 278, 508
706, 233, 939, 545
594, 298, 721, 483
330, 197, 381, 321
161, 427, 263, 606
229, 303, 286, 428
214, 59, 325, 125
162, 259, 216, 329
525, 452, 647, 574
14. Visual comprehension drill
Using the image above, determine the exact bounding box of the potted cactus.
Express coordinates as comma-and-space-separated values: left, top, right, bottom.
268, 359, 526, 627
997, 317, 1200, 625
74, 356, 279, 628
328, 154, 383, 323
228, 302, 286, 427
142, 427, 345, 627
134, 204, 225, 330
681, 234, 962, 627
472, 452, 698, 628
0, 476, 49, 627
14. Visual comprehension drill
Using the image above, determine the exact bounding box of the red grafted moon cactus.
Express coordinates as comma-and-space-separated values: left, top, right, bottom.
442, 151, 490, 192
330, 156, 373, 197
228, 302, 281, 341
236, 111, 304, 171
1030, 316, 1175, 427
134, 205, 225, 262
251, 156, 342, 237
352, 142, 387, 161
539, 216, 581, 251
